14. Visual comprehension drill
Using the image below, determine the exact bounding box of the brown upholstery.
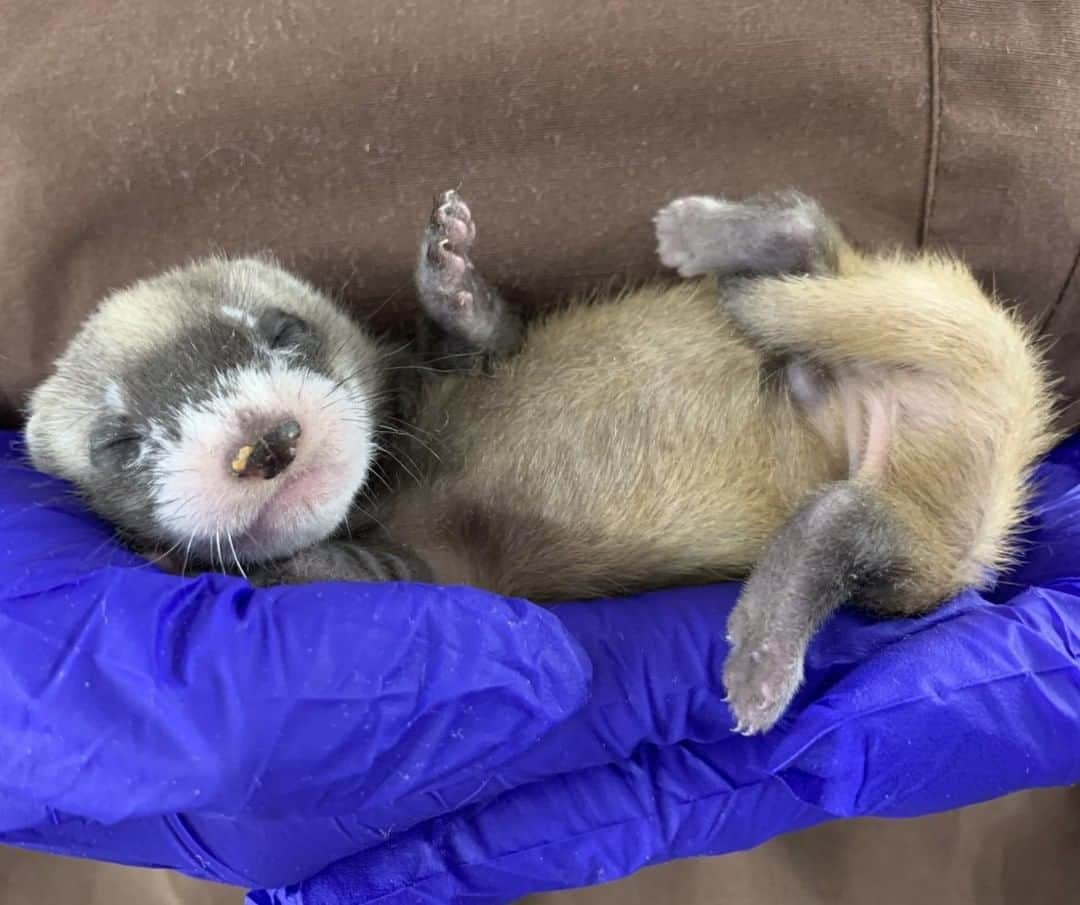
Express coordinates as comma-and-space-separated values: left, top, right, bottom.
1, 1, 1078, 429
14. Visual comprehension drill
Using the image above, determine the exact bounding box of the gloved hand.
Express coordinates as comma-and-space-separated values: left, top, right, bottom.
249, 436, 1080, 905
2, 429, 1080, 905
0, 430, 590, 886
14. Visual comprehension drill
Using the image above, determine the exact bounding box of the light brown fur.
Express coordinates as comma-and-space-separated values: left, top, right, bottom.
389, 246, 1057, 611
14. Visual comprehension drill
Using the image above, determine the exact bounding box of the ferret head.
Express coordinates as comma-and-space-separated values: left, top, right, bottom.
25, 256, 386, 568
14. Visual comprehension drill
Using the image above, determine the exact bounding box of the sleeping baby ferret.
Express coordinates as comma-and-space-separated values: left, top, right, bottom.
24, 192, 1057, 733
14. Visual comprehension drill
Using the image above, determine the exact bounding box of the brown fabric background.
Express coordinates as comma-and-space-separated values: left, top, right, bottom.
1, 0, 1078, 429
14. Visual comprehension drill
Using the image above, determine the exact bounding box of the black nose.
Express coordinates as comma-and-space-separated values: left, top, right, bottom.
231, 419, 302, 480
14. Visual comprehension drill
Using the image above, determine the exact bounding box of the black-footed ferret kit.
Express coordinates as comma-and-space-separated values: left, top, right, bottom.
25, 191, 1056, 733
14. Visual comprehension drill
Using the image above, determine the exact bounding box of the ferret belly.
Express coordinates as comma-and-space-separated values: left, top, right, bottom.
387, 282, 837, 601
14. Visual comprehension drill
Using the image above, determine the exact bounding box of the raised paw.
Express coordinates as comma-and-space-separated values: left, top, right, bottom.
418, 190, 480, 321
722, 612, 805, 735
656, 192, 833, 280
654, 195, 737, 278
414, 190, 520, 361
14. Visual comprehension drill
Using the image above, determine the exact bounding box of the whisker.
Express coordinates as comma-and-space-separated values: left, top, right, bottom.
127, 535, 188, 572
181, 531, 197, 577
226, 530, 248, 580
381, 420, 441, 463
368, 464, 396, 495
352, 493, 390, 533
379, 445, 422, 485
385, 414, 436, 440
360, 284, 407, 326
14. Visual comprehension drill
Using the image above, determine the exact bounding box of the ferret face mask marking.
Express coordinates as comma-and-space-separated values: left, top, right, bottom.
26, 257, 384, 568
122, 310, 372, 567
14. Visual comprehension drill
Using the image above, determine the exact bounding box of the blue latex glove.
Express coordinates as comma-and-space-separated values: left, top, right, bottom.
249, 436, 1080, 904
2, 429, 1080, 903
0, 431, 591, 885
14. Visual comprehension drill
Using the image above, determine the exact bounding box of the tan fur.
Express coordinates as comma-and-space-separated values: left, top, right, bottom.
389, 248, 1057, 609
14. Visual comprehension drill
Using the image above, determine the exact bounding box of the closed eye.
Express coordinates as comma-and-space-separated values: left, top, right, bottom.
259, 308, 320, 355
89, 423, 143, 469
271, 318, 308, 349
262, 313, 313, 352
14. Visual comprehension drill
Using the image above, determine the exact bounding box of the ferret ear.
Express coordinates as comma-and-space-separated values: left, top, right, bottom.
23, 402, 80, 478
22, 380, 58, 470
22, 410, 44, 463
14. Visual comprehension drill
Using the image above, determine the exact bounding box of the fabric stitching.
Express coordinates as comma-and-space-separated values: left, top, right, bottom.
920, 0, 943, 248
1036, 241, 1080, 335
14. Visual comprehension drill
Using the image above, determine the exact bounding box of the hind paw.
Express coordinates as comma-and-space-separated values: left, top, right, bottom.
722, 610, 805, 736
654, 196, 736, 277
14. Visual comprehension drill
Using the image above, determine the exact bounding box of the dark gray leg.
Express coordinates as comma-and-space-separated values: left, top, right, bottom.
655, 192, 848, 412
723, 481, 909, 735
654, 191, 843, 280
414, 190, 522, 372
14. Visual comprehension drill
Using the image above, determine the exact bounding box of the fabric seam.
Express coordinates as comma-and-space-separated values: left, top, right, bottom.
1037, 242, 1080, 335
920, 0, 943, 248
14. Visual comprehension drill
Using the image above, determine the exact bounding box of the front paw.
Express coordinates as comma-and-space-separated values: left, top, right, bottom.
722, 615, 805, 735
417, 190, 481, 328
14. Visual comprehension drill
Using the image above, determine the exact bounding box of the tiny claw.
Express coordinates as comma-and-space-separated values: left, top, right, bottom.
434, 189, 463, 215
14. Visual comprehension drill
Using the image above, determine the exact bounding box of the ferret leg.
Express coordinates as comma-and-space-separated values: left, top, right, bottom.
722, 480, 910, 735
656, 194, 1015, 373
414, 190, 522, 372
245, 533, 432, 586
656, 193, 855, 407
655, 192, 849, 280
